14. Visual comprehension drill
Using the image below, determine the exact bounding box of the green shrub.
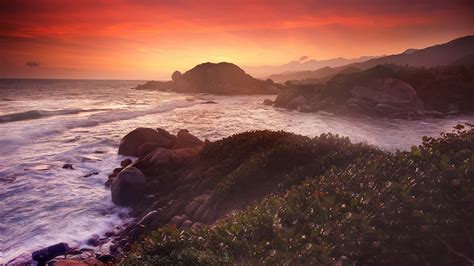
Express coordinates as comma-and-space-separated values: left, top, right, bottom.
123, 124, 473, 265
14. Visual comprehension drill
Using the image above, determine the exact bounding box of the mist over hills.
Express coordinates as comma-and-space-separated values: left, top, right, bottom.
269, 35, 474, 83
243, 56, 378, 78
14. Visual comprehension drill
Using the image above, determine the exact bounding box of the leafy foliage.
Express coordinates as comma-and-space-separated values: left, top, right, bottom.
123, 124, 474, 265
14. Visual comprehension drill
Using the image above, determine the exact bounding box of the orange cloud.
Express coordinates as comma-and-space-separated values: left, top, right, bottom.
0, 0, 473, 79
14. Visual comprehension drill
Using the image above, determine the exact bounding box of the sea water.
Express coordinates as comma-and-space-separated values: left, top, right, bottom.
1, 79, 472, 263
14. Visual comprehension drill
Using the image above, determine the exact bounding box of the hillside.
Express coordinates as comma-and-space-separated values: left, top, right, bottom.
244, 56, 377, 78
120, 125, 474, 265
269, 35, 474, 83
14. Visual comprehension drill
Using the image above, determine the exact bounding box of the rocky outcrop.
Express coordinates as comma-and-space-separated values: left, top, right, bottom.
111, 167, 146, 206
118, 128, 175, 157
133, 62, 282, 95
272, 64, 474, 117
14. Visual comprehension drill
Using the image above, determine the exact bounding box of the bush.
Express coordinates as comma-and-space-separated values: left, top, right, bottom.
123, 124, 473, 265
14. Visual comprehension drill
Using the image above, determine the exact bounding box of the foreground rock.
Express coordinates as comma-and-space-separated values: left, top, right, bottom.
111, 167, 146, 206
133, 62, 282, 95
118, 127, 175, 157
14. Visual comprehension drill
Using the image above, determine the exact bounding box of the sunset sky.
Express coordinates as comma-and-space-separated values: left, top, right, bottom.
0, 0, 473, 80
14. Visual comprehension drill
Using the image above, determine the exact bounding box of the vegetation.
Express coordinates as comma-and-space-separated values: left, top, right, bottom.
123, 124, 473, 265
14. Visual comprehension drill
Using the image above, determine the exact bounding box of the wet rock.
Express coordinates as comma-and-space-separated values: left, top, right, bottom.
118, 127, 174, 157
263, 99, 274, 106
97, 254, 115, 263
172, 129, 204, 150
286, 96, 308, 109
111, 167, 146, 206
274, 88, 301, 107
62, 164, 74, 170
104, 179, 113, 188
120, 159, 133, 168
52, 259, 88, 266
32, 242, 69, 264
83, 172, 99, 177
109, 244, 118, 253
113, 168, 123, 174
128, 225, 146, 241
297, 104, 314, 113
87, 234, 100, 247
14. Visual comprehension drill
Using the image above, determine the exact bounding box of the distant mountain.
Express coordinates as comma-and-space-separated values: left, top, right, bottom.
243, 56, 378, 78
269, 35, 474, 83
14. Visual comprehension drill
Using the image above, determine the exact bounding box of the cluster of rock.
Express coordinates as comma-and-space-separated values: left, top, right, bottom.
134, 62, 281, 95
268, 64, 471, 118
271, 77, 424, 118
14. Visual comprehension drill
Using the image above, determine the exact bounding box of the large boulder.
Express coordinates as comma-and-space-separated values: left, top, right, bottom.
142, 148, 175, 167
118, 128, 174, 157
286, 96, 308, 109
172, 130, 203, 149
274, 89, 301, 107
350, 77, 423, 111
111, 167, 146, 206
171, 71, 183, 82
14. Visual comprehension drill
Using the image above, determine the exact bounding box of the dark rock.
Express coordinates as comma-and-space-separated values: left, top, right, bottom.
263, 99, 274, 106
112, 168, 123, 175
109, 244, 118, 253
120, 159, 133, 168
128, 225, 146, 241
104, 231, 114, 237
97, 254, 115, 263
104, 179, 113, 188
62, 164, 74, 170
111, 167, 146, 206
32, 242, 69, 263
172, 130, 203, 150
137, 142, 167, 158
156, 128, 177, 142
83, 172, 98, 177
87, 234, 100, 247
118, 127, 174, 157
286, 96, 308, 109
201, 100, 217, 104
141, 148, 175, 167
297, 104, 314, 113
137, 210, 159, 227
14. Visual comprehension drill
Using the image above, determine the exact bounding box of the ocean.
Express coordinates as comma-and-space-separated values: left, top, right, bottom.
0, 79, 472, 263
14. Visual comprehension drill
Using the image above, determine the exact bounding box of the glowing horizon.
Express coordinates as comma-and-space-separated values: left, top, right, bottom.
1, 0, 473, 80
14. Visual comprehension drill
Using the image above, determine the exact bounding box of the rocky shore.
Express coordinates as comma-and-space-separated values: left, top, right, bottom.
23, 123, 473, 265
267, 64, 473, 119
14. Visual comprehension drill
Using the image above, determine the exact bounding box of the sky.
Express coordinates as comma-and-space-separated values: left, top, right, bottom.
0, 0, 473, 80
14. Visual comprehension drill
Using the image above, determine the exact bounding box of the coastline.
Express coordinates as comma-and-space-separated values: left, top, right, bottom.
15, 123, 474, 265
